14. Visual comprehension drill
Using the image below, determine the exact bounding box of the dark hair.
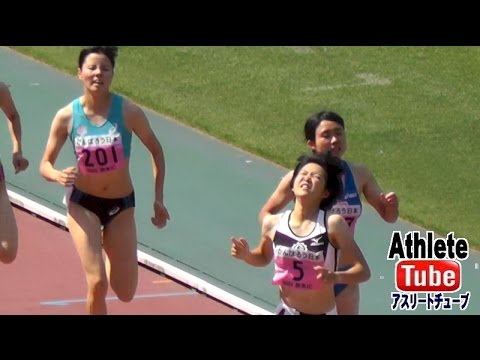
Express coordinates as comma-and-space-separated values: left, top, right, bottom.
304, 111, 345, 143
289, 151, 344, 210
78, 46, 118, 70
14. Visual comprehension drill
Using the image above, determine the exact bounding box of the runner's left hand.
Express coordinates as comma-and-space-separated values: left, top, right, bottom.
314, 265, 337, 284
152, 201, 170, 228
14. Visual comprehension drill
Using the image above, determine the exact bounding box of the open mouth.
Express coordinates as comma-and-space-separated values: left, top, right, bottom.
300, 182, 311, 190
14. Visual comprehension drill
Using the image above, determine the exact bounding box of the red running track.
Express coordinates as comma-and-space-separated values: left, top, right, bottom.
0, 206, 242, 315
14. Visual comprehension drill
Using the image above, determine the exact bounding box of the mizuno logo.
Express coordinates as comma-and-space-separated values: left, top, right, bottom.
311, 236, 324, 246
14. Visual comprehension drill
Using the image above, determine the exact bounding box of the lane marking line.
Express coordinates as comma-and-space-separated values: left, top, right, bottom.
41, 291, 197, 306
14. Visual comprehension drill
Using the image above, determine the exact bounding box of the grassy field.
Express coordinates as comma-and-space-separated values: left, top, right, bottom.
11, 46, 480, 249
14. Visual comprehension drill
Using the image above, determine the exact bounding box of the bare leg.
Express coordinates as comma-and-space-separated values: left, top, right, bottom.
67, 201, 108, 315
103, 208, 138, 303
0, 179, 18, 264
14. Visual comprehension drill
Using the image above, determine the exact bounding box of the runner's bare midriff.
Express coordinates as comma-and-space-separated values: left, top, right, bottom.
280, 286, 336, 314
74, 161, 133, 198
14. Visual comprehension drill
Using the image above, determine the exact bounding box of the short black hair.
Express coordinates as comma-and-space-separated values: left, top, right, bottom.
304, 110, 345, 143
78, 46, 118, 69
290, 151, 344, 210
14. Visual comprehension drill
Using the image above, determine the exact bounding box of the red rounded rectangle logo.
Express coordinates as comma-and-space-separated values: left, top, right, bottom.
395, 260, 461, 292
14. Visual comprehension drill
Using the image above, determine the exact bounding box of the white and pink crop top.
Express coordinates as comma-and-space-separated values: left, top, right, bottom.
272, 210, 338, 291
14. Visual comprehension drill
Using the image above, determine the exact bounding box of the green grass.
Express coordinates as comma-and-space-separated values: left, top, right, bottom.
11, 46, 480, 249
